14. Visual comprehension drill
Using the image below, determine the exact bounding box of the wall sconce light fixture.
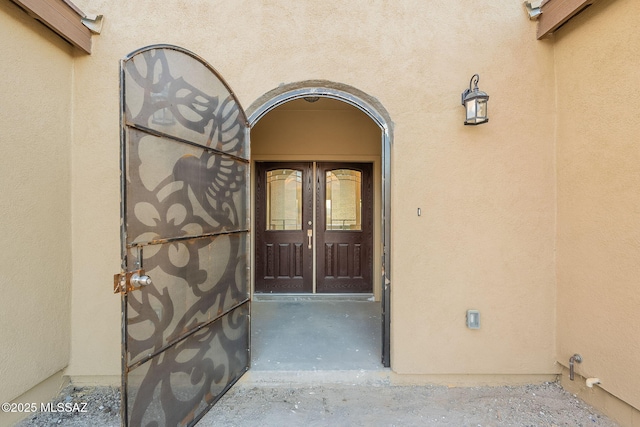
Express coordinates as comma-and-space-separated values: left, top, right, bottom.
461, 74, 489, 126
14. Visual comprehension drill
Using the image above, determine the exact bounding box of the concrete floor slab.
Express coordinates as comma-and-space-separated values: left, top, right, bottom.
251, 300, 382, 371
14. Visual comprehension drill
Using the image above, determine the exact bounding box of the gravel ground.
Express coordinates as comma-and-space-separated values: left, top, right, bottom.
15, 380, 618, 426
15, 385, 120, 427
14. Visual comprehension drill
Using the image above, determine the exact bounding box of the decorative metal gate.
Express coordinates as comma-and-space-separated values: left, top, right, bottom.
115, 45, 250, 426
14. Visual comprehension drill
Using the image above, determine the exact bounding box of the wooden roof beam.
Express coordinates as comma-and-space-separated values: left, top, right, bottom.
11, 0, 93, 54
537, 0, 596, 39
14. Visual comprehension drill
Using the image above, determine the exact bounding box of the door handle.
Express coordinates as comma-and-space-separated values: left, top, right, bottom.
307, 229, 313, 249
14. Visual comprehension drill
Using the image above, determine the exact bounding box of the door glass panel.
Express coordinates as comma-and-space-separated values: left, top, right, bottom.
266, 169, 302, 230
326, 169, 362, 230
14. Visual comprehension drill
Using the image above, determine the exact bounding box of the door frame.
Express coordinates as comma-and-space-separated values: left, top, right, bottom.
246, 82, 393, 367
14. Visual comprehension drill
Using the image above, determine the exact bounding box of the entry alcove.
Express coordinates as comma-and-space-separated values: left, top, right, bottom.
249, 96, 385, 370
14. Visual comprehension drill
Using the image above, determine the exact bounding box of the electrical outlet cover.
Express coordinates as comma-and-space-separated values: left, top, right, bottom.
466, 310, 480, 329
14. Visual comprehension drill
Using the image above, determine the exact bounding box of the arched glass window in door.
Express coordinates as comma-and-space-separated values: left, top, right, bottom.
326, 169, 362, 230
266, 169, 302, 230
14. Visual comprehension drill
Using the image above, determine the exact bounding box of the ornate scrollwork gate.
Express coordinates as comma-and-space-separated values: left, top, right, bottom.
116, 45, 250, 426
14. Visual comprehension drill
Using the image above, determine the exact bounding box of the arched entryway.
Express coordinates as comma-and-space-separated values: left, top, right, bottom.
246, 81, 392, 367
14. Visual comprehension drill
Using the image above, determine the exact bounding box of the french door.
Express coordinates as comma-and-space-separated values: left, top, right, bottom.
255, 162, 373, 294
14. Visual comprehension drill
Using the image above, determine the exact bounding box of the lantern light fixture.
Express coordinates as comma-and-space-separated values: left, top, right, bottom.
461, 74, 489, 126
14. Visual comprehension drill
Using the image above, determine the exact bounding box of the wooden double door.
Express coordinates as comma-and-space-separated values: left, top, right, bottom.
256, 162, 373, 294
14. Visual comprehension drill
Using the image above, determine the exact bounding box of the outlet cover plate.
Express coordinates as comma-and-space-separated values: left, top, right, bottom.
467, 310, 480, 329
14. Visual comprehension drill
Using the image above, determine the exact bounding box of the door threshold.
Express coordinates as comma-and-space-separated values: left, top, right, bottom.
252, 293, 375, 302
240, 368, 392, 386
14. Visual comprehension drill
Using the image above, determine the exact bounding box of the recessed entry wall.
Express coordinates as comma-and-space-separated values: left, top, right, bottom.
250, 98, 382, 299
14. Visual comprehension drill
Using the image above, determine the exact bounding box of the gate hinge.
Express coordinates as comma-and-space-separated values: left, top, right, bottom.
113, 269, 152, 294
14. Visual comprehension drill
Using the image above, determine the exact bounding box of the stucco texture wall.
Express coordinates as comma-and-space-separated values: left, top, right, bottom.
68, 0, 557, 377
0, 1, 73, 404
554, 0, 640, 413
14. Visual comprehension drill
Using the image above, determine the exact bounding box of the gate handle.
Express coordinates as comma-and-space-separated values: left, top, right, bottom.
131, 272, 152, 287
307, 229, 313, 249
114, 270, 152, 294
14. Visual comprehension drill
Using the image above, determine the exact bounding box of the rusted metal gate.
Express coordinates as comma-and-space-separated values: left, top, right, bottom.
115, 45, 250, 426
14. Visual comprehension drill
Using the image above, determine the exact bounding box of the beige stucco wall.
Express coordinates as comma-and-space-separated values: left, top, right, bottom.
0, 0, 73, 408
554, 0, 640, 415
67, 0, 557, 378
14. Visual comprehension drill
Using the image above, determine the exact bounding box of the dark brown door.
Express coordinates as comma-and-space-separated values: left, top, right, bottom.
317, 163, 373, 293
255, 162, 373, 294
255, 162, 313, 293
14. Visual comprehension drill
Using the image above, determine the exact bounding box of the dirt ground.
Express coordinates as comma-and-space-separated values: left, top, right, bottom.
200, 380, 618, 427
15, 379, 618, 427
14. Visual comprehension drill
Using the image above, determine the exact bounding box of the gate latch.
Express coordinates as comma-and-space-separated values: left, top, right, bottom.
113, 269, 152, 294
